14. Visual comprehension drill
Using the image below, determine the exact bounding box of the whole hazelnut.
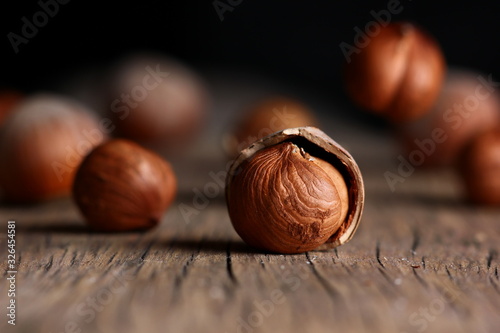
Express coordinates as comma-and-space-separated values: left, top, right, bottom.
344, 22, 446, 122
108, 55, 209, 150
399, 70, 500, 167
225, 96, 317, 156
0, 94, 105, 203
73, 139, 177, 231
0, 90, 23, 125
458, 127, 500, 205
226, 127, 364, 254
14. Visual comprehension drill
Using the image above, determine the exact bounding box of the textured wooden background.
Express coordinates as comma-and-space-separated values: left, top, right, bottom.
0, 73, 499, 333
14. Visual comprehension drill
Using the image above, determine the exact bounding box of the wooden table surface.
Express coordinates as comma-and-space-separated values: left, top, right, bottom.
1, 72, 499, 333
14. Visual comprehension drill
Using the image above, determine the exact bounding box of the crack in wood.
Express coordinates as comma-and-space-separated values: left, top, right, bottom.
87, 243, 101, 259
411, 227, 420, 255
412, 268, 429, 289
70, 251, 78, 267
377, 266, 393, 285
182, 254, 195, 278
375, 241, 385, 268
45, 255, 54, 271
60, 248, 68, 261
108, 252, 117, 264
226, 241, 237, 284
171, 240, 203, 303
177, 239, 203, 284
173, 251, 198, 291
140, 241, 155, 261
258, 254, 269, 270
305, 252, 344, 302
487, 249, 497, 269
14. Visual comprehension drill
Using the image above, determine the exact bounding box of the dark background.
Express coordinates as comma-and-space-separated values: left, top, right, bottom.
1, 0, 500, 105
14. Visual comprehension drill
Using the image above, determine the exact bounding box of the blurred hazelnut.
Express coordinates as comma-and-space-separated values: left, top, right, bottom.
225, 96, 317, 156
459, 126, 500, 205
0, 94, 106, 203
108, 55, 209, 150
344, 22, 446, 122
399, 70, 500, 167
73, 139, 177, 231
0, 91, 23, 125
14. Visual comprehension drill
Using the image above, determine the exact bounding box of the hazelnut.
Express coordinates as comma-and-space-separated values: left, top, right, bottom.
73, 139, 177, 231
458, 127, 500, 205
0, 94, 105, 203
344, 22, 446, 122
398, 70, 500, 167
225, 96, 317, 156
108, 55, 209, 150
226, 127, 364, 254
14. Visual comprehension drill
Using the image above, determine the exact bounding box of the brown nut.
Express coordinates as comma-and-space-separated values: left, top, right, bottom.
344, 22, 446, 122
458, 126, 500, 205
108, 55, 209, 150
0, 90, 23, 126
225, 96, 317, 156
226, 127, 364, 254
73, 139, 177, 231
398, 70, 500, 167
0, 94, 105, 203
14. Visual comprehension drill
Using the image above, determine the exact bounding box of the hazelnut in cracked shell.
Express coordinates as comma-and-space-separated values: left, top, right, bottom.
72, 139, 177, 231
0, 94, 106, 203
108, 55, 209, 150
343, 22, 445, 122
226, 127, 364, 254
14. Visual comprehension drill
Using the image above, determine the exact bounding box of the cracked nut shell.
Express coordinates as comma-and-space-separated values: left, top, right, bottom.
73, 139, 177, 231
225, 127, 364, 254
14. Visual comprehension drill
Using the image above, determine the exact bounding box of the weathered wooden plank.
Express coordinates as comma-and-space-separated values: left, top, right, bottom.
0, 109, 499, 333
0, 182, 498, 333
